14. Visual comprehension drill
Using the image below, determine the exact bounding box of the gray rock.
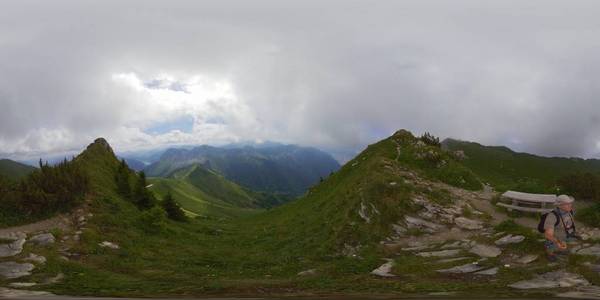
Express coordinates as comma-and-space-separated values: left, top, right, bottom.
509, 270, 589, 289
454, 217, 484, 230
0, 287, 52, 297
0, 238, 26, 258
400, 245, 431, 251
8, 282, 37, 288
515, 254, 538, 265
495, 234, 525, 246
577, 245, 600, 256
23, 253, 46, 264
98, 241, 119, 249
392, 224, 407, 235
405, 215, 443, 233
441, 241, 463, 249
417, 249, 461, 258
470, 244, 502, 258
297, 269, 317, 276
28, 233, 55, 246
437, 262, 485, 274
583, 262, 600, 273
42, 273, 65, 284
435, 257, 472, 264
475, 267, 499, 275
557, 285, 600, 299
0, 262, 35, 279
371, 259, 395, 277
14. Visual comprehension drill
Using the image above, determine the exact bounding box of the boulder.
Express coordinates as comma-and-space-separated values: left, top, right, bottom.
454, 217, 483, 230
495, 234, 525, 246
28, 233, 55, 246
469, 244, 502, 258
0, 262, 35, 279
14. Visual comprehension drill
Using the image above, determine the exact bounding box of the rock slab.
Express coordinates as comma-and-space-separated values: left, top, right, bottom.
0, 262, 35, 279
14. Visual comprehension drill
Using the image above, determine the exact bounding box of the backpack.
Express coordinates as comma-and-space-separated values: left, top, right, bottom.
537, 208, 576, 234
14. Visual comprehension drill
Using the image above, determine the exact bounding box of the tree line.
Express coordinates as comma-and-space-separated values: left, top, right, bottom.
0, 159, 89, 225
114, 160, 186, 222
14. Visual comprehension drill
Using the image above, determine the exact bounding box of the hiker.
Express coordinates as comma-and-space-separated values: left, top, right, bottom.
540, 194, 580, 261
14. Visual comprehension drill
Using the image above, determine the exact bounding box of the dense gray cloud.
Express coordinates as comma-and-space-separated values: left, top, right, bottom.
1, 0, 600, 162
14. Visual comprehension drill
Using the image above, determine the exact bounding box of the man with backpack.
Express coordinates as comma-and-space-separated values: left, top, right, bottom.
539, 194, 580, 262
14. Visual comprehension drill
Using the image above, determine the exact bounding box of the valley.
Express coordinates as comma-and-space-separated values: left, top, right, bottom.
1, 130, 600, 299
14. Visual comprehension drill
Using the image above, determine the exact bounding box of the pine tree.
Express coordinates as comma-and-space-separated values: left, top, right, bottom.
115, 159, 132, 200
161, 192, 187, 222
134, 171, 156, 209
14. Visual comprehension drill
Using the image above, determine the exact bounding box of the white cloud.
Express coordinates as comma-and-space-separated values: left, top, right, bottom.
1, 0, 600, 161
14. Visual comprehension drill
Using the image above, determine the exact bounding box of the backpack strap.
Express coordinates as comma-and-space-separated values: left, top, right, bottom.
552, 209, 560, 227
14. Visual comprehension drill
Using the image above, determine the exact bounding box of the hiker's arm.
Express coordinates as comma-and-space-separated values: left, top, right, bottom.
545, 228, 566, 249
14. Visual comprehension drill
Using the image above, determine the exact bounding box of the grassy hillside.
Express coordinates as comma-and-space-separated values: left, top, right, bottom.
442, 138, 600, 192
19, 130, 486, 297
148, 164, 290, 217
148, 174, 263, 219
0, 158, 36, 179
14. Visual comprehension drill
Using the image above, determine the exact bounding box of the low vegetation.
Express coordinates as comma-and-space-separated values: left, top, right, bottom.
0, 159, 89, 226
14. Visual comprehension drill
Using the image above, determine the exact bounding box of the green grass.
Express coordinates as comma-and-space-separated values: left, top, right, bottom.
443, 138, 600, 193
148, 176, 260, 219
5, 131, 581, 297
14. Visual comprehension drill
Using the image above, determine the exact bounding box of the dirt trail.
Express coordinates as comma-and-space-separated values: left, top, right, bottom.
0, 215, 72, 236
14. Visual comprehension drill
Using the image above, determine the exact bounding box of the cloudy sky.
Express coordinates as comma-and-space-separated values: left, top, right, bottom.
2, 0, 600, 162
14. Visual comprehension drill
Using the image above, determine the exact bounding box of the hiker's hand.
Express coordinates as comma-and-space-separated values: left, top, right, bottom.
557, 241, 567, 250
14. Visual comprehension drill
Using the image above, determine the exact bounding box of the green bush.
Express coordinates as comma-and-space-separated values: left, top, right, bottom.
578, 204, 600, 227
138, 206, 168, 234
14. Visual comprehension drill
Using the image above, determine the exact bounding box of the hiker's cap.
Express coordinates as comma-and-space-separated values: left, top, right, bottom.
556, 194, 574, 205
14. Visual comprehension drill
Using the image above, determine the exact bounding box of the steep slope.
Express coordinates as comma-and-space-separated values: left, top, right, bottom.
145, 143, 340, 196
442, 138, 600, 192
239, 129, 482, 257
0, 159, 36, 179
